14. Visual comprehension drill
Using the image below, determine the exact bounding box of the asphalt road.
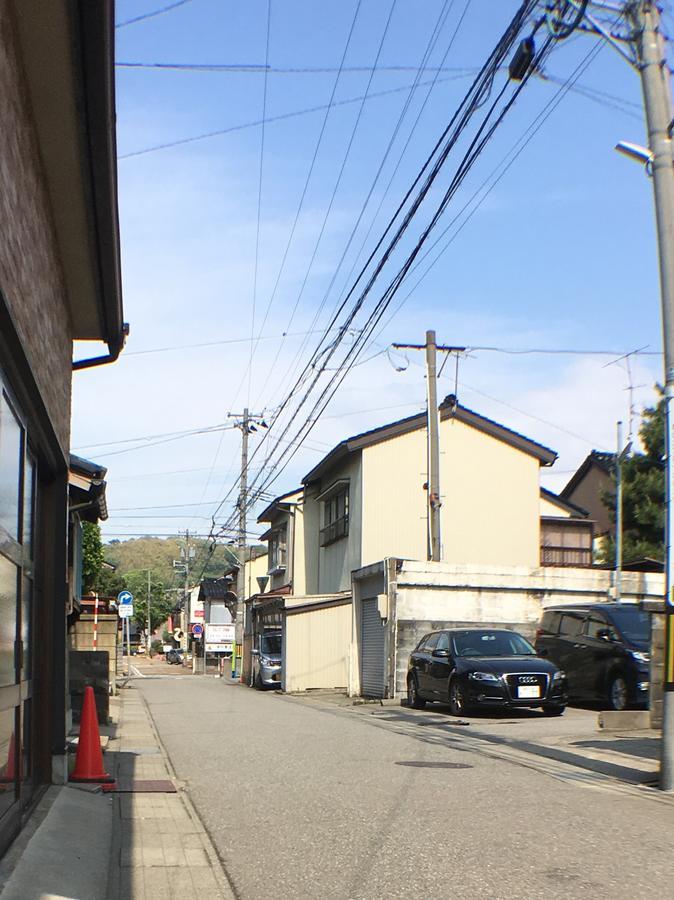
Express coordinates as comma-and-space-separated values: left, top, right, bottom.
136, 678, 673, 900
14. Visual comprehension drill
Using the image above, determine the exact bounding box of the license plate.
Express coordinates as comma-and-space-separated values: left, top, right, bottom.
517, 685, 540, 699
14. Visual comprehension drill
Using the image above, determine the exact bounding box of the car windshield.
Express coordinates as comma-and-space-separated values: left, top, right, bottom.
261, 634, 282, 655
451, 630, 536, 658
608, 607, 650, 644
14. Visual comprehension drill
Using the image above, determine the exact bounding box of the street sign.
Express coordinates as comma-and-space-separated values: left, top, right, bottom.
117, 590, 133, 605
192, 623, 204, 638
205, 623, 235, 653
173, 628, 184, 640
118, 604, 133, 619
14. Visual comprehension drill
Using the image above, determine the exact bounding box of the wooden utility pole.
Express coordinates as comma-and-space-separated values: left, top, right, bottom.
392, 332, 465, 561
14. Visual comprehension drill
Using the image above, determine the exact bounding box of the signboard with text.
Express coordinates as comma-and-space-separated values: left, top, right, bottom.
205, 623, 235, 653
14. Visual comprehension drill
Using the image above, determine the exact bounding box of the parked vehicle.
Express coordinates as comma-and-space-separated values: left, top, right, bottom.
407, 628, 567, 716
252, 630, 282, 689
166, 648, 184, 666
534, 603, 650, 710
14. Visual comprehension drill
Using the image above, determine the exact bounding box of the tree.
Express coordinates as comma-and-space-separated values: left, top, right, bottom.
600, 391, 664, 564
81, 522, 104, 592
123, 569, 175, 638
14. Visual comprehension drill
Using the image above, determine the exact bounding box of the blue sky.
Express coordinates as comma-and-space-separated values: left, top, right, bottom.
72, 0, 666, 543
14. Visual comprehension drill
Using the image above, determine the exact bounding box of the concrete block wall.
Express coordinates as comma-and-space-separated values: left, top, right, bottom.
391, 562, 665, 697
70, 615, 119, 691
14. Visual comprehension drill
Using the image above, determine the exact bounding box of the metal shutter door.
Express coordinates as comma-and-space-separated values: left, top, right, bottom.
360, 598, 386, 698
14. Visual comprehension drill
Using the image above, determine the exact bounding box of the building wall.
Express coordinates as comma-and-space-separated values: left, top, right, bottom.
440, 417, 541, 567
291, 503, 306, 595
0, 5, 72, 456
360, 414, 543, 570
244, 551, 268, 599
565, 467, 613, 536
304, 454, 363, 595
361, 427, 427, 565
539, 495, 572, 518
283, 599, 352, 692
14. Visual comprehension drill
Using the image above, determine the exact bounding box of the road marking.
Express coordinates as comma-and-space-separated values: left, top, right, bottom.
131, 665, 146, 678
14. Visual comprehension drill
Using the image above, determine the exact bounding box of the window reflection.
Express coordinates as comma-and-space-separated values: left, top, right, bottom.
0, 557, 18, 687
0, 395, 21, 540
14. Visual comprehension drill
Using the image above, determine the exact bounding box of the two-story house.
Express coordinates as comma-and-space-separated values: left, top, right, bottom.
301, 394, 560, 593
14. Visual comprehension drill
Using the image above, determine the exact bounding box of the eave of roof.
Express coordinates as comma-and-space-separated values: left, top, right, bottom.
540, 487, 589, 518
13, 1, 124, 356
257, 487, 302, 523
303, 398, 557, 485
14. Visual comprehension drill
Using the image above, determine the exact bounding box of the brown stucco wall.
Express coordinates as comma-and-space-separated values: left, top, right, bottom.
0, 4, 72, 454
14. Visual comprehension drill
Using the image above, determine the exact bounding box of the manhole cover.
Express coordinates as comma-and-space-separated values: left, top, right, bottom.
395, 761, 473, 769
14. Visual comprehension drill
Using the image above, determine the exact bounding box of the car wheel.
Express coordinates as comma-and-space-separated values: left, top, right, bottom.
255, 671, 264, 690
542, 704, 566, 717
448, 679, 468, 717
407, 674, 426, 709
608, 674, 628, 711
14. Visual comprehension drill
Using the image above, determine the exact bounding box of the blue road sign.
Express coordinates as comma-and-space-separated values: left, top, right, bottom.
192, 624, 204, 638
117, 590, 134, 605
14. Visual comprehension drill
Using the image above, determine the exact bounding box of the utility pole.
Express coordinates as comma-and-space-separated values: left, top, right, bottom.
392, 333, 465, 561
228, 409, 267, 674
146, 569, 151, 654
615, 420, 623, 602
627, 0, 674, 792
534, 0, 674, 794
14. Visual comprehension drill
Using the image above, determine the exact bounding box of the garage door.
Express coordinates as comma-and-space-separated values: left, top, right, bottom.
360, 598, 386, 697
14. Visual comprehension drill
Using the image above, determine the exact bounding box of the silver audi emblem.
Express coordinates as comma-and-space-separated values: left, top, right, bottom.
519, 675, 537, 684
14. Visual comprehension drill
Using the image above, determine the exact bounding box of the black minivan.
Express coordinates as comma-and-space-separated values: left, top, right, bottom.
534, 603, 650, 710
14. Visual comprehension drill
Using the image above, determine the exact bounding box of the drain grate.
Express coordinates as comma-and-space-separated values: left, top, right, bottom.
102, 779, 177, 793
396, 761, 473, 769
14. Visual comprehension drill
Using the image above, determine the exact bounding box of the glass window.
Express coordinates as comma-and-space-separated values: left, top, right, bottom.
422, 633, 439, 652
435, 633, 449, 651
21, 578, 32, 680
0, 557, 18, 687
22, 453, 35, 557
0, 394, 22, 540
540, 611, 561, 634
559, 613, 584, 637
451, 630, 535, 657
608, 607, 650, 644
0, 707, 17, 816
585, 616, 612, 640
269, 525, 287, 570
320, 487, 349, 546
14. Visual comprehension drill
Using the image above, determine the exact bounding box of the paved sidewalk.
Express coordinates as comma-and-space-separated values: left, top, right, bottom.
107, 684, 235, 899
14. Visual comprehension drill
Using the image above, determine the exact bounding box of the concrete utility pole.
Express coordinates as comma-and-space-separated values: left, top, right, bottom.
147, 569, 151, 654
392, 333, 465, 561
228, 409, 266, 670
629, 0, 674, 791
615, 420, 623, 602
538, 0, 674, 793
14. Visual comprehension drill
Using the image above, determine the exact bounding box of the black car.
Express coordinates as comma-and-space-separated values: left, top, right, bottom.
407, 628, 567, 716
166, 648, 184, 666
534, 603, 650, 710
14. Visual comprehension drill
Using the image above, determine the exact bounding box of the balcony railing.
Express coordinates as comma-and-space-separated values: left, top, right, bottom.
320, 514, 349, 547
541, 545, 592, 567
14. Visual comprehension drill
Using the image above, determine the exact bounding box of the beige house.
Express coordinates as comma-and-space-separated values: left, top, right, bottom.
257, 489, 305, 595
301, 395, 560, 595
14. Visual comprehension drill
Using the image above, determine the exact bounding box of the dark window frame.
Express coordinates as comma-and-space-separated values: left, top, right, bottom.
320, 487, 349, 547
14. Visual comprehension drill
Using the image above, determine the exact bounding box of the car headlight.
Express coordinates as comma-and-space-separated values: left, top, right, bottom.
468, 671, 501, 683
260, 656, 272, 667
630, 651, 650, 664
552, 670, 565, 682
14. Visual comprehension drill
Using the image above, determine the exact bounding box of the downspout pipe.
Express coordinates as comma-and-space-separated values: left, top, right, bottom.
72, 323, 129, 371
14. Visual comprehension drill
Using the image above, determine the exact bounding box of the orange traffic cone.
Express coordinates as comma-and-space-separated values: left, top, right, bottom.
70, 686, 114, 783
0, 733, 20, 783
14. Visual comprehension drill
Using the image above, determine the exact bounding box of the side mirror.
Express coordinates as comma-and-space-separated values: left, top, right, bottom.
538, 647, 549, 658
432, 648, 449, 658
252, 649, 259, 656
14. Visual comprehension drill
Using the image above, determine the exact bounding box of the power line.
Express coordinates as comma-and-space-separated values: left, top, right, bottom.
258, 0, 464, 410
223, 0, 364, 418
116, 0, 192, 29
123, 328, 343, 357
115, 61, 482, 74
217, 1, 543, 528
117, 73, 476, 159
